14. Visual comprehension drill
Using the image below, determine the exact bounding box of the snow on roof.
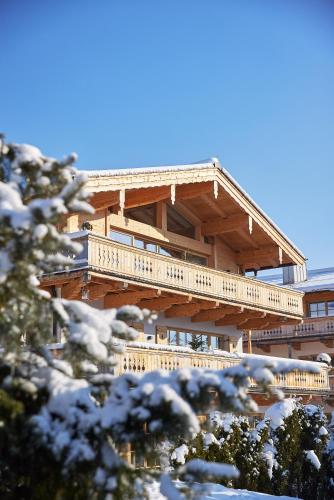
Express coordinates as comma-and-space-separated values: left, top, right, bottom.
83, 158, 218, 178
81, 157, 305, 260
261, 267, 334, 293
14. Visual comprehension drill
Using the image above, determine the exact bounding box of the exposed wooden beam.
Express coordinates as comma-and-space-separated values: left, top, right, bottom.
124, 187, 171, 209
237, 319, 270, 330
175, 182, 212, 201
202, 213, 251, 236
215, 310, 265, 327
201, 194, 228, 218
156, 201, 167, 230
137, 295, 192, 311
87, 282, 123, 301
215, 313, 248, 327
236, 246, 282, 265
191, 305, 240, 323
90, 191, 119, 210
104, 289, 160, 308
62, 279, 83, 299
173, 201, 202, 226
321, 339, 334, 348
165, 301, 214, 318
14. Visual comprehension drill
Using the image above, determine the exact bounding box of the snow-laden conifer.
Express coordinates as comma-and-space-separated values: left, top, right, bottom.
0, 136, 325, 499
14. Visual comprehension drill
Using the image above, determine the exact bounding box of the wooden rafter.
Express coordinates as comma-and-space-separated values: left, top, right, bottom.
138, 295, 192, 311
200, 194, 228, 218
165, 302, 203, 318
191, 305, 241, 323
202, 213, 251, 236
215, 311, 266, 327
125, 187, 171, 209
90, 191, 119, 210
175, 182, 212, 201
104, 289, 161, 308
236, 245, 282, 266
87, 282, 124, 301
238, 319, 271, 330
62, 279, 83, 299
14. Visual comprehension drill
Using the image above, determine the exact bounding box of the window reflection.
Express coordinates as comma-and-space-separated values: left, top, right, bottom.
166, 328, 221, 352
109, 229, 207, 266
109, 230, 133, 246
159, 245, 184, 259
168, 329, 178, 345
309, 302, 332, 318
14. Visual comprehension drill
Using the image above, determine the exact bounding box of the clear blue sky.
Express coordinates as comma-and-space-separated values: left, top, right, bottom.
1, 0, 333, 269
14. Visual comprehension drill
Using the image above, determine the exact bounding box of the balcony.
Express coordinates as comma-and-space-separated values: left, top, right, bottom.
111, 342, 329, 394
72, 233, 304, 319
252, 317, 334, 343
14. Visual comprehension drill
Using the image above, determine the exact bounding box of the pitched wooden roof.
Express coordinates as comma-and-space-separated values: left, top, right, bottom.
82, 158, 305, 268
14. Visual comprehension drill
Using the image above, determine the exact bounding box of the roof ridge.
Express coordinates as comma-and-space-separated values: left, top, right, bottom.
82, 158, 219, 178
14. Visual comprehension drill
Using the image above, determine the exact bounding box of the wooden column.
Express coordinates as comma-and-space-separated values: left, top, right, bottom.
247, 330, 252, 354
156, 201, 167, 230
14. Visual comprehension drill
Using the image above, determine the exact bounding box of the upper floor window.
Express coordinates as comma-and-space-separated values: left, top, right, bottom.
109, 229, 207, 266
166, 328, 223, 351
167, 204, 195, 239
308, 301, 334, 318
124, 203, 156, 226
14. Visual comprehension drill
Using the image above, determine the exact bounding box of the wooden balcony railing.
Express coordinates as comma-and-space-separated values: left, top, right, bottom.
252, 317, 334, 342
73, 233, 304, 318
110, 342, 329, 394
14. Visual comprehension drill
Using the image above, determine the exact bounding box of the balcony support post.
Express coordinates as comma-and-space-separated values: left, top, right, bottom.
247, 330, 252, 354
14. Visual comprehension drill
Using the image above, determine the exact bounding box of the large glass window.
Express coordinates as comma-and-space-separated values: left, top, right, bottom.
159, 245, 184, 259
308, 301, 334, 318
167, 329, 178, 345
210, 335, 222, 350
109, 230, 133, 246
166, 328, 221, 352
134, 238, 157, 253
109, 229, 207, 266
185, 252, 208, 266
124, 203, 157, 226
167, 204, 195, 239
328, 302, 334, 316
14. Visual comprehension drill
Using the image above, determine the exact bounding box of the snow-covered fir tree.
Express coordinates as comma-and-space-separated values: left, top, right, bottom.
170, 400, 333, 499
0, 136, 326, 499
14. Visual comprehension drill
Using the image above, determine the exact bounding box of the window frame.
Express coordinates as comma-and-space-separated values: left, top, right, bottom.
109, 228, 208, 266
308, 301, 334, 318
165, 327, 224, 351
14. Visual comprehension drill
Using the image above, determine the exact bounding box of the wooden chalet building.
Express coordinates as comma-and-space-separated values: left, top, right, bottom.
43, 158, 329, 411
249, 266, 334, 409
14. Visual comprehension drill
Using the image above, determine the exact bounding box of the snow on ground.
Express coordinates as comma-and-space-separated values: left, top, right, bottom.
148, 482, 298, 499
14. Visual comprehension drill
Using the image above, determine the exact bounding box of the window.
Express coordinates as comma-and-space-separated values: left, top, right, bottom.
159, 245, 184, 259
167, 329, 178, 345
328, 302, 334, 316
166, 328, 222, 352
109, 229, 207, 266
210, 335, 222, 350
109, 229, 133, 246
178, 331, 192, 346
124, 203, 156, 226
185, 252, 208, 266
308, 301, 334, 318
134, 238, 157, 253
167, 204, 195, 239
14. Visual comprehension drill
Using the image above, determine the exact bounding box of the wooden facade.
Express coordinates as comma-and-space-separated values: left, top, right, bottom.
42, 159, 330, 400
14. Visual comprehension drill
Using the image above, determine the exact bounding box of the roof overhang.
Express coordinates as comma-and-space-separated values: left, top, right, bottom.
81, 158, 306, 268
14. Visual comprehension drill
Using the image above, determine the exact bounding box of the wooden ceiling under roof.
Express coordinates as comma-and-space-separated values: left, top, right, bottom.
86, 163, 305, 272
